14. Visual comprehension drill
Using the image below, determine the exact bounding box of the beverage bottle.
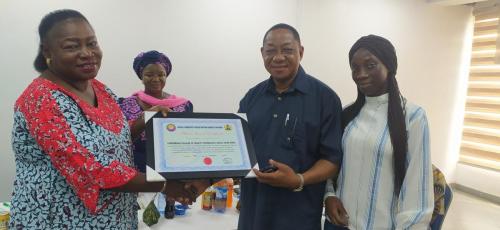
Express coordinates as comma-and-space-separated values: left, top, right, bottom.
164, 198, 175, 219
201, 186, 214, 210
226, 178, 234, 208
213, 186, 227, 213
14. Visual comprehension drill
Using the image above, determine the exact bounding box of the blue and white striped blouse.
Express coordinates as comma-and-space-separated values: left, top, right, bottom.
325, 93, 434, 230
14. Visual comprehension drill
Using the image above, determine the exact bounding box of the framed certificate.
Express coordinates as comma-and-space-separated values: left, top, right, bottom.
145, 112, 257, 180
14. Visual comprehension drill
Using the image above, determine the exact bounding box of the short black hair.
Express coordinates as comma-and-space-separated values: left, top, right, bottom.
33, 9, 89, 73
262, 23, 301, 46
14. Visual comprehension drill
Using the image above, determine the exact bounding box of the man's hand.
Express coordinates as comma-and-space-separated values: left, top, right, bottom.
325, 196, 349, 226
183, 179, 212, 200
163, 180, 196, 205
253, 159, 301, 189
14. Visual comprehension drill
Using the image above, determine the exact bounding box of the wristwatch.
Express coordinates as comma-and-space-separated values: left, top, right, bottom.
293, 173, 304, 192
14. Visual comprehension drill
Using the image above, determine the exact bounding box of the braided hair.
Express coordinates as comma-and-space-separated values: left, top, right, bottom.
344, 35, 408, 196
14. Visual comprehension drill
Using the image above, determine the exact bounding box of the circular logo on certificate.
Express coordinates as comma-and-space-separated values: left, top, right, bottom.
203, 157, 213, 165
166, 124, 176, 132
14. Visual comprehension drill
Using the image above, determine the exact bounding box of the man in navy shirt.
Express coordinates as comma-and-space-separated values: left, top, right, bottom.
237, 23, 343, 230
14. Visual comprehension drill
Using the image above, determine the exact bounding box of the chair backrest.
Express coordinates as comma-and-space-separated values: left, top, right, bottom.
444, 184, 453, 215
430, 165, 453, 230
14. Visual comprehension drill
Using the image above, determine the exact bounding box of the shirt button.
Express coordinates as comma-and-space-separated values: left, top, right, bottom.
273, 114, 278, 118
277, 97, 282, 101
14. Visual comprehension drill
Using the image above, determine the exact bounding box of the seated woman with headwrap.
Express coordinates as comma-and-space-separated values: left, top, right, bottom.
120, 50, 193, 173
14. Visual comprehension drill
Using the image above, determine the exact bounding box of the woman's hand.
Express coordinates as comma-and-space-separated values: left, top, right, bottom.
130, 105, 171, 140
163, 180, 197, 205
253, 159, 300, 189
147, 105, 171, 117
183, 179, 211, 197
325, 196, 349, 226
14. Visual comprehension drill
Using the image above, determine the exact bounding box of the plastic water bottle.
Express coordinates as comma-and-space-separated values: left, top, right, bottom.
213, 186, 227, 213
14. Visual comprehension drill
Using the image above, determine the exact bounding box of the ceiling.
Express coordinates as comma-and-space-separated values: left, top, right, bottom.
427, 0, 490, 6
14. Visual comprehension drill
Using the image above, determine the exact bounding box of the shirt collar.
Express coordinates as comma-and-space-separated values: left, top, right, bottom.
265, 65, 311, 95
365, 93, 389, 105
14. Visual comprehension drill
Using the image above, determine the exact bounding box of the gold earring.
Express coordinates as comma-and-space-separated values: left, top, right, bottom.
46, 58, 52, 66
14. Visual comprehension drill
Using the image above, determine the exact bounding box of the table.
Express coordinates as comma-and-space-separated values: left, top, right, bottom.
138, 195, 239, 230
137, 193, 327, 230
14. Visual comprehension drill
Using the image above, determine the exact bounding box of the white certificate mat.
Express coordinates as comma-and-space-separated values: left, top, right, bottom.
145, 112, 257, 180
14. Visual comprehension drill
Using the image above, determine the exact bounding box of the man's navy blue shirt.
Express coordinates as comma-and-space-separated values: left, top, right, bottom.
237, 66, 343, 230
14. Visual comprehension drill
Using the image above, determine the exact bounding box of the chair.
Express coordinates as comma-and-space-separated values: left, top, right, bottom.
430, 165, 453, 230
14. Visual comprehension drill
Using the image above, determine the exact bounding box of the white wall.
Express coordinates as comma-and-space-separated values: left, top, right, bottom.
455, 163, 500, 197
0, 0, 299, 201
298, 0, 472, 183
0, 0, 485, 201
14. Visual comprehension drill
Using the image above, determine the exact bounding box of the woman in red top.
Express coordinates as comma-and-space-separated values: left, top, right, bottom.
9, 9, 208, 229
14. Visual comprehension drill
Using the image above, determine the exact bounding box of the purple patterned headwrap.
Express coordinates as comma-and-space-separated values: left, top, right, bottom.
133, 50, 172, 79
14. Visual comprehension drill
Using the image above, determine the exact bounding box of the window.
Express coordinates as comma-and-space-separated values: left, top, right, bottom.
459, 7, 500, 171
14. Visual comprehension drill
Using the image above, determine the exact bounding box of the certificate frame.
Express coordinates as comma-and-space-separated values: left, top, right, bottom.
145, 112, 257, 180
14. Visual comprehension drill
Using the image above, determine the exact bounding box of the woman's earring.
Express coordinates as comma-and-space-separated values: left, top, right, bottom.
46, 58, 52, 66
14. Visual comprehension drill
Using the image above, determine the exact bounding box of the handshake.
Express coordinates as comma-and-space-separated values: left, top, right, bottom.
162, 179, 212, 205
